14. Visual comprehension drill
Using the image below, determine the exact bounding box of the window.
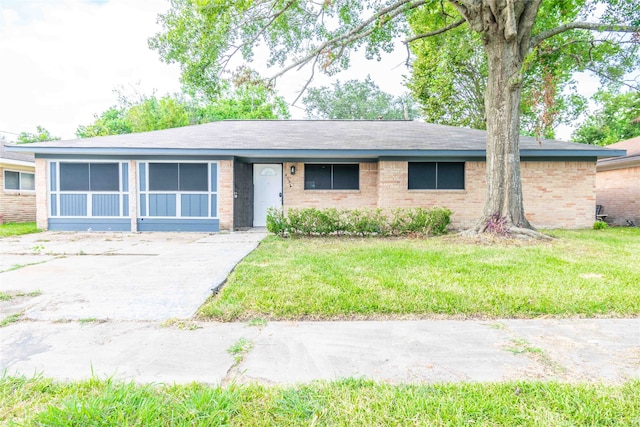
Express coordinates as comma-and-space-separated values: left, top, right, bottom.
59, 162, 119, 191
304, 164, 359, 190
4, 170, 35, 191
408, 162, 465, 190
149, 163, 208, 191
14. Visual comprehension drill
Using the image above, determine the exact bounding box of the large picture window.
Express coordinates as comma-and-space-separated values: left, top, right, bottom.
304, 164, 359, 190
408, 162, 465, 190
4, 170, 35, 191
59, 162, 119, 191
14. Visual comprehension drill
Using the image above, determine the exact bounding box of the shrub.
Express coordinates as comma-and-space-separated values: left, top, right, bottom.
266, 207, 452, 237
593, 220, 609, 230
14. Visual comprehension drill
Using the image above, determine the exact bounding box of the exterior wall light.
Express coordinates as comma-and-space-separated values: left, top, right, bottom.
290, 165, 296, 175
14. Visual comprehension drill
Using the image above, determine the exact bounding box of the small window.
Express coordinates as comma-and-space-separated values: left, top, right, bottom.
304, 164, 359, 190
408, 162, 465, 190
60, 163, 119, 191
4, 170, 35, 191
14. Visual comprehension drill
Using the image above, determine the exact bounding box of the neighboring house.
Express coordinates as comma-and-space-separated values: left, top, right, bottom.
595, 136, 640, 226
1, 142, 36, 223
6, 120, 624, 232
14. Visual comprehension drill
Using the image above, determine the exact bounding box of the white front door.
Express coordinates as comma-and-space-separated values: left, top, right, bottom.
253, 164, 283, 227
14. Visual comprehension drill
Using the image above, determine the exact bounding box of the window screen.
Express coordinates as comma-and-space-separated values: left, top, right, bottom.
304, 164, 359, 190
4, 171, 19, 190
60, 163, 90, 191
21, 173, 35, 190
179, 163, 208, 191
148, 163, 209, 191
149, 163, 179, 191
90, 163, 119, 191
408, 162, 464, 190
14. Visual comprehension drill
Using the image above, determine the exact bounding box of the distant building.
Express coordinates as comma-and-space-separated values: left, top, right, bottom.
1, 142, 36, 223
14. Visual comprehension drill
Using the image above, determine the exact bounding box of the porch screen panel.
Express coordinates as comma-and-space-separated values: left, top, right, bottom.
60, 163, 89, 191
89, 163, 119, 191
179, 163, 208, 191
149, 194, 177, 216
149, 163, 178, 191
60, 194, 87, 216
181, 194, 208, 217
50, 162, 57, 191
211, 194, 217, 217
92, 194, 120, 216
122, 165, 129, 192
139, 163, 146, 191
210, 163, 217, 192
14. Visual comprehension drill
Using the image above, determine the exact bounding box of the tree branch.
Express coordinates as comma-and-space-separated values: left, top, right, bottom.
269, 0, 428, 81
530, 22, 640, 50
404, 18, 466, 44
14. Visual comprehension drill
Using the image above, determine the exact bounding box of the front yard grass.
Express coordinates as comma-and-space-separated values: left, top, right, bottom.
200, 228, 640, 320
0, 222, 40, 237
2, 376, 638, 426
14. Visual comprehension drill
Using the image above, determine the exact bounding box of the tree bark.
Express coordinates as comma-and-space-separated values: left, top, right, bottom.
475, 21, 534, 234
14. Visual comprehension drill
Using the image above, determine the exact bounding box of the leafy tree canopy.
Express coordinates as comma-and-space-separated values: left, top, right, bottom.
303, 76, 419, 120
17, 125, 60, 144
76, 67, 289, 138
572, 89, 640, 145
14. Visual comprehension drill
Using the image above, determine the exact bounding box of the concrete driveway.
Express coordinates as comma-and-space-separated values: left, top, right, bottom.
0, 230, 266, 321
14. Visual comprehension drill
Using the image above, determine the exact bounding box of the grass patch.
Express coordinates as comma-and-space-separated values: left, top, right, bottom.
0, 290, 41, 301
199, 228, 640, 320
0, 222, 40, 237
0, 312, 23, 328
227, 337, 254, 364
1, 376, 638, 426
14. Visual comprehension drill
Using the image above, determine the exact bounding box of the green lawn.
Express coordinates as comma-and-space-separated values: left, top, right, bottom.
0, 222, 40, 237
1, 376, 638, 426
200, 228, 640, 320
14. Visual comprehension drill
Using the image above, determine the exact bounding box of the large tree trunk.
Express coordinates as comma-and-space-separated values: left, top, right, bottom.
474, 36, 534, 234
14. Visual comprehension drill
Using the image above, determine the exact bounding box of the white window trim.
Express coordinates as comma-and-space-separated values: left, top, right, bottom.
3, 169, 35, 193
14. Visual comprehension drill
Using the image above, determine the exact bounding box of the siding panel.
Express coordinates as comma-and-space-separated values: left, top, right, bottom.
92, 194, 120, 216
181, 194, 208, 217
59, 194, 87, 216
149, 194, 176, 216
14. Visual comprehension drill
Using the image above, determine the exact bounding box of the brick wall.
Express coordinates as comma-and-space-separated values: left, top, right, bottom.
0, 165, 36, 223
283, 162, 379, 209
596, 166, 640, 226
280, 160, 596, 229
218, 160, 234, 231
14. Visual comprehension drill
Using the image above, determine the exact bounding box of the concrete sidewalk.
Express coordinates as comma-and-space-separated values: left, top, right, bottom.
1, 318, 638, 385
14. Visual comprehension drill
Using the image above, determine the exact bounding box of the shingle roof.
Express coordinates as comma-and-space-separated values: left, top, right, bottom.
5, 120, 624, 159
597, 136, 640, 169
1, 142, 35, 164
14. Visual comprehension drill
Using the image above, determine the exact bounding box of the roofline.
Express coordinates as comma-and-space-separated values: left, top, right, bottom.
6, 146, 626, 159
0, 158, 35, 167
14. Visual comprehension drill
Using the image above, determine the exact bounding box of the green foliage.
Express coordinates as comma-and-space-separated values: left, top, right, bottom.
593, 220, 609, 230
303, 76, 419, 120
266, 207, 452, 237
572, 90, 640, 145
16, 126, 60, 144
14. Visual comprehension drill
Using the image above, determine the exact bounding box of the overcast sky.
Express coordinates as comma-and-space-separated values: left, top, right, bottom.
0, 0, 599, 142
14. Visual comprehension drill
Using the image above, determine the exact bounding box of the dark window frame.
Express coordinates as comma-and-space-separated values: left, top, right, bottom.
408, 162, 465, 190
304, 163, 360, 190
4, 170, 35, 191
